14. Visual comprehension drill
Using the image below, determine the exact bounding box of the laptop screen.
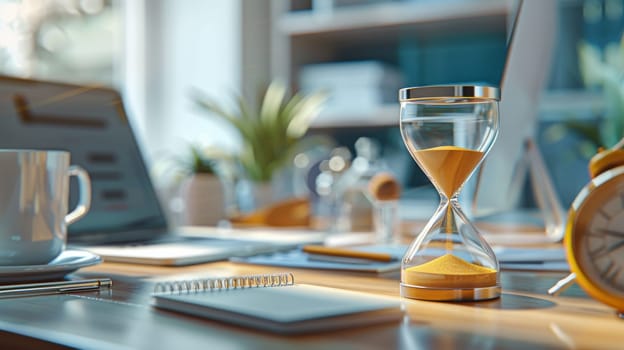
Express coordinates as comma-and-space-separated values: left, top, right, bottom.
0, 76, 168, 243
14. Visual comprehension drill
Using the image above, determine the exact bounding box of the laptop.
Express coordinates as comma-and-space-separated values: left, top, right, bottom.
0, 76, 323, 265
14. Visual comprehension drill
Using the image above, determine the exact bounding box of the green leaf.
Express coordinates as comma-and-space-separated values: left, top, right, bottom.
236, 93, 256, 122
189, 146, 216, 174
260, 82, 287, 126
279, 93, 304, 125
564, 120, 601, 148
192, 82, 326, 182
287, 92, 327, 138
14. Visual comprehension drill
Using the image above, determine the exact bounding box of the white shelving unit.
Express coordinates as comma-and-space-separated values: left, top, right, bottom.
271, 0, 512, 128
278, 0, 509, 37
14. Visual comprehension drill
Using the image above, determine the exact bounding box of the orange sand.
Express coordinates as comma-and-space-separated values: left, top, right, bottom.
413, 146, 484, 198
403, 254, 497, 289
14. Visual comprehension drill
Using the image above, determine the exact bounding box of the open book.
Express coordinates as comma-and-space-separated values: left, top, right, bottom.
151, 273, 403, 335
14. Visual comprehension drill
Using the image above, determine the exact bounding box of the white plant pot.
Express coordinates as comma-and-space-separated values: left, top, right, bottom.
181, 174, 224, 226
252, 181, 274, 210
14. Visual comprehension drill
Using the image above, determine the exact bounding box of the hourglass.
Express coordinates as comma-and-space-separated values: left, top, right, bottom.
399, 85, 500, 301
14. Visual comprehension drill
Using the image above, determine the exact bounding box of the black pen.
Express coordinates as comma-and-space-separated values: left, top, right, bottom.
0, 278, 112, 298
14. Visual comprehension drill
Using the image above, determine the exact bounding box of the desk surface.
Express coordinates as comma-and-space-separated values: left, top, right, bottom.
0, 258, 621, 349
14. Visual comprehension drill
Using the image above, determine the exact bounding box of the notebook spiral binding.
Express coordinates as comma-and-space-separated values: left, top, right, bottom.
153, 272, 295, 295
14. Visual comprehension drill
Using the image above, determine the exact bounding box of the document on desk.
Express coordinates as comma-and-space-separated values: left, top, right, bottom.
230, 245, 406, 273
151, 273, 403, 335
230, 244, 569, 273
494, 247, 569, 271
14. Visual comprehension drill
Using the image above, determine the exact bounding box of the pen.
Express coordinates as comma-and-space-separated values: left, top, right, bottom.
302, 245, 397, 263
0, 278, 112, 298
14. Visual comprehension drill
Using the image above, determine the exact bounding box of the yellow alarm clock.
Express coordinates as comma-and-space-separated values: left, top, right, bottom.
563, 145, 624, 315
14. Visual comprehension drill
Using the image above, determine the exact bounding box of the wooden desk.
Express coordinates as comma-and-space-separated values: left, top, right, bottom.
0, 259, 621, 349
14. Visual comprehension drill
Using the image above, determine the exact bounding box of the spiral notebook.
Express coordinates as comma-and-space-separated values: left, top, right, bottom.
151, 273, 403, 335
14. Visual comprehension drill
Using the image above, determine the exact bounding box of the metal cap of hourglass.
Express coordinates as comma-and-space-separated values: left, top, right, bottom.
399, 85, 500, 101
399, 84, 501, 301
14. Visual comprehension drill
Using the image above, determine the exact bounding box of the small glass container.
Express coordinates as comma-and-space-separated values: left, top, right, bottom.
399, 85, 501, 301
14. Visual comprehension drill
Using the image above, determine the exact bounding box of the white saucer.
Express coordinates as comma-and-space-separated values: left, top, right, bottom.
0, 250, 102, 283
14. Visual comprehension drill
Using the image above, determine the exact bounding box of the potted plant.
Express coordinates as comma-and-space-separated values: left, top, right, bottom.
193, 81, 326, 208
177, 145, 228, 226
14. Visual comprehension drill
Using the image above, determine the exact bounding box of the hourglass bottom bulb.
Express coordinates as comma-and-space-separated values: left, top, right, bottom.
400, 254, 500, 301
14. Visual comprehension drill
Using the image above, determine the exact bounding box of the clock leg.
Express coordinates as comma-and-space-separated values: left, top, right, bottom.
548, 273, 577, 296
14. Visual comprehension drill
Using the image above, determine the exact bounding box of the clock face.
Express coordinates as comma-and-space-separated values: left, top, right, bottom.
569, 169, 624, 310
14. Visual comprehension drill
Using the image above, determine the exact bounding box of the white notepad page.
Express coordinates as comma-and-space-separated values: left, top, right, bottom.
153, 283, 403, 334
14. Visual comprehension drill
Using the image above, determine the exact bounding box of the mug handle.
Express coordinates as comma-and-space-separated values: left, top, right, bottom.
65, 165, 92, 225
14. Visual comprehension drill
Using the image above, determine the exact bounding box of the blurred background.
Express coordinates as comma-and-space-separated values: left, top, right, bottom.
0, 0, 622, 227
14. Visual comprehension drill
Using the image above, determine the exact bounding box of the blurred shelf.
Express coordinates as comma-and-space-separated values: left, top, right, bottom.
272, 0, 512, 130
538, 90, 604, 122
278, 0, 509, 42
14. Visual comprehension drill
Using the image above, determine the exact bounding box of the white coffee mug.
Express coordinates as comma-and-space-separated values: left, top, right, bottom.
0, 149, 91, 265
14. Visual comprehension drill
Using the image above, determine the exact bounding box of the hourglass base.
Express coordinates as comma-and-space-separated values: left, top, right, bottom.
400, 283, 501, 301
